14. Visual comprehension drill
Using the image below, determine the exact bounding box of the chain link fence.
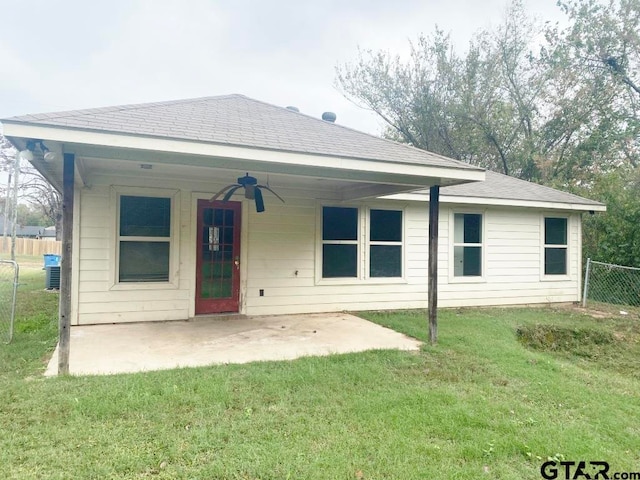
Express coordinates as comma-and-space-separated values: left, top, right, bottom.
583, 259, 640, 308
0, 260, 20, 343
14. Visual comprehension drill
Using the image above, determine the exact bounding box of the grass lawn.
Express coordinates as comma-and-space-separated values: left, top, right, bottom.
1, 259, 639, 479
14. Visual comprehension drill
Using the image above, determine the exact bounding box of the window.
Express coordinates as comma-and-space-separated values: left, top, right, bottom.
320, 206, 403, 280
544, 217, 567, 275
118, 195, 171, 282
369, 209, 402, 277
322, 207, 358, 278
453, 213, 482, 277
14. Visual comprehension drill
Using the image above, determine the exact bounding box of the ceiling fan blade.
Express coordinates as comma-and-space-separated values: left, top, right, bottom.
210, 184, 238, 202
254, 187, 265, 213
223, 185, 242, 202
257, 185, 285, 203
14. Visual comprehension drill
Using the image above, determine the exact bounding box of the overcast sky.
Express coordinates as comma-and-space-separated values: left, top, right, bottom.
0, 0, 564, 135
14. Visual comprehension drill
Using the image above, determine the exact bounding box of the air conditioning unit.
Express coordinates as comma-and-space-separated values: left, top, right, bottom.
45, 266, 61, 290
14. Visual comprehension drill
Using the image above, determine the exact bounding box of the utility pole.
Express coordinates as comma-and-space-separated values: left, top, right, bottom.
10, 151, 20, 260
2, 169, 11, 251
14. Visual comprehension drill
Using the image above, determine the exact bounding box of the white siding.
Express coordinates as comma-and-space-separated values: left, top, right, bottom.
74, 175, 583, 324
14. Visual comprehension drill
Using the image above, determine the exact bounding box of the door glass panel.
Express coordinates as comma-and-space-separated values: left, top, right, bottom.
200, 207, 234, 299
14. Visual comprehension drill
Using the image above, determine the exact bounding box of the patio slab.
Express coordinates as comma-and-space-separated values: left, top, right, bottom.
44, 312, 422, 376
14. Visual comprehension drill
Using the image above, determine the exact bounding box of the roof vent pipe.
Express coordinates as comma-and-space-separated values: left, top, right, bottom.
285, 106, 300, 112
322, 112, 336, 123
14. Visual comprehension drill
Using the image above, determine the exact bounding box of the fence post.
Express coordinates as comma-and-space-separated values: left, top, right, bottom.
582, 257, 591, 308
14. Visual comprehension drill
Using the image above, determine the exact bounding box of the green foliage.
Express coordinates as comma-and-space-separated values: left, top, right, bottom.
338, 0, 640, 267
337, 0, 640, 183
16, 203, 50, 227
516, 324, 614, 353
575, 169, 640, 266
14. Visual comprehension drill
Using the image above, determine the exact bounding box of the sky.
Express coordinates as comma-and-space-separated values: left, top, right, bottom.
0, 0, 565, 135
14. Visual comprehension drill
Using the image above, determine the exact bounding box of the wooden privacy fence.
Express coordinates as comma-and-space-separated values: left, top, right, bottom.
0, 237, 62, 256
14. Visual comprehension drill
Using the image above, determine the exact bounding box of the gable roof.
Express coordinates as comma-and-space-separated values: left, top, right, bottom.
2, 94, 479, 173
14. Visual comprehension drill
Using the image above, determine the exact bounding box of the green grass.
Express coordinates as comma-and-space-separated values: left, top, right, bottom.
1, 262, 639, 479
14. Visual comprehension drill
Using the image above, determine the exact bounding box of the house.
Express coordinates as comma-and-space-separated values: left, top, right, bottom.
0, 214, 55, 238
1, 95, 605, 325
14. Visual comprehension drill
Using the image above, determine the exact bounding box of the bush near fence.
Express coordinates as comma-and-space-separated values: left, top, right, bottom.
0, 238, 61, 256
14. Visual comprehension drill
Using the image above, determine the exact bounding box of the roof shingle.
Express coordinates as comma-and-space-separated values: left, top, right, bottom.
2, 94, 479, 171
442, 171, 603, 207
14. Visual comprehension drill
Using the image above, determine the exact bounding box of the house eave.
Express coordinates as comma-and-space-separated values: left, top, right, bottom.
1, 122, 485, 189
381, 193, 607, 212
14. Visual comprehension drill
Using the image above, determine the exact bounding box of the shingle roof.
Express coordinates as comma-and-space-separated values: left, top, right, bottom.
441, 170, 604, 207
2, 94, 479, 171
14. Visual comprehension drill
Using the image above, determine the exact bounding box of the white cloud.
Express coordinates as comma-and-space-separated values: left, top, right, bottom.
0, 0, 565, 133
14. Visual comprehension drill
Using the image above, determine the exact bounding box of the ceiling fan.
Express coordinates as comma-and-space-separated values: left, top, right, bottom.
210, 173, 284, 212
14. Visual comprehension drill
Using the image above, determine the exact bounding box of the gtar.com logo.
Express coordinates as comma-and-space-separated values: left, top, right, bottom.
540, 461, 610, 479
540, 460, 640, 480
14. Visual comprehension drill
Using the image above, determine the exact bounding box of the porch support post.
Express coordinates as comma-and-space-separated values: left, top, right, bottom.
58, 152, 74, 375
428, 185, 440, 345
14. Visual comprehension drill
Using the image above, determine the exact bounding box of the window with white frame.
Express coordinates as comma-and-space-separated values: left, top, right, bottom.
118, 195, 172, 282
369, 209, 403, 277
544, 217, 568, 275
322, 206, 359, 278
321, 206, 403, 279
453, 213, 483, 277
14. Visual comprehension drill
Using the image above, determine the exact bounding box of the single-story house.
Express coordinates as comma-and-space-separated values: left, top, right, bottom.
1, 95, 605, 325
0, 215, 55, 238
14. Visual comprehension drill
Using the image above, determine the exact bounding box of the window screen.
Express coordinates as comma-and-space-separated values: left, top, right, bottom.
453, 213, 483, 277
118, 195, 171, 283
369, 209, 402, 277
544, 217, 567, 275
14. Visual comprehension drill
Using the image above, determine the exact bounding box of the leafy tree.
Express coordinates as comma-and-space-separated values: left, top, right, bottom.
336, 0, 639, 184
337, 0, 640, 266
577, 168, 640, 267
545, 0, 640, 172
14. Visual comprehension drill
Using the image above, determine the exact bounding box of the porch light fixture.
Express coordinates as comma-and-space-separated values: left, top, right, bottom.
20, 139, 57, 161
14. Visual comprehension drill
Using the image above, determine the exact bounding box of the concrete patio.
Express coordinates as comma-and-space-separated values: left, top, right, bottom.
44, 312, 422, 376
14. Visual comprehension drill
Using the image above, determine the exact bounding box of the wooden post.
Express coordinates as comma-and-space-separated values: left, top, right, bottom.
58, 153, 74, 375
428, 185, 440, 345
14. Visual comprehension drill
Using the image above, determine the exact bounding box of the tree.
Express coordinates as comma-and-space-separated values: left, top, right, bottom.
545, 0, 640, 172
577, 168, 640, 266
337, 0, 640, 267
0, 134, 62, 239
336, 0, 639, 184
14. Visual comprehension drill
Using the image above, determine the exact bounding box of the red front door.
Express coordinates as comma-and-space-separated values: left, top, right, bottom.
195, 200, 241, 314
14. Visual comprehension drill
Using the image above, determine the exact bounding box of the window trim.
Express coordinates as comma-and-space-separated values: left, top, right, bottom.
315, 203, 407, 285
365, 206, 405, 279
540, 214, 571, 281
448, 209, 486, 283
320, 206, 360, 279
109, 186, 180, 290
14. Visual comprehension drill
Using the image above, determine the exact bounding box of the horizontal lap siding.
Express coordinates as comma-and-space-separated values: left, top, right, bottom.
76, 185, 191, 325
76, 177, 583, 322
438, 208, 581, 308
244, 202, 430, 315
244, 204, 582, 315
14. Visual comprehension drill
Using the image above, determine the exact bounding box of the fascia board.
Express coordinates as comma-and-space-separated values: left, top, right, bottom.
2, 122, 485, 187
382, 193, 607, 212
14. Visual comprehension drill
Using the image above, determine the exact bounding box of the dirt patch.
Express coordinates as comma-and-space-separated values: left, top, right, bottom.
553, 302, 640, 320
